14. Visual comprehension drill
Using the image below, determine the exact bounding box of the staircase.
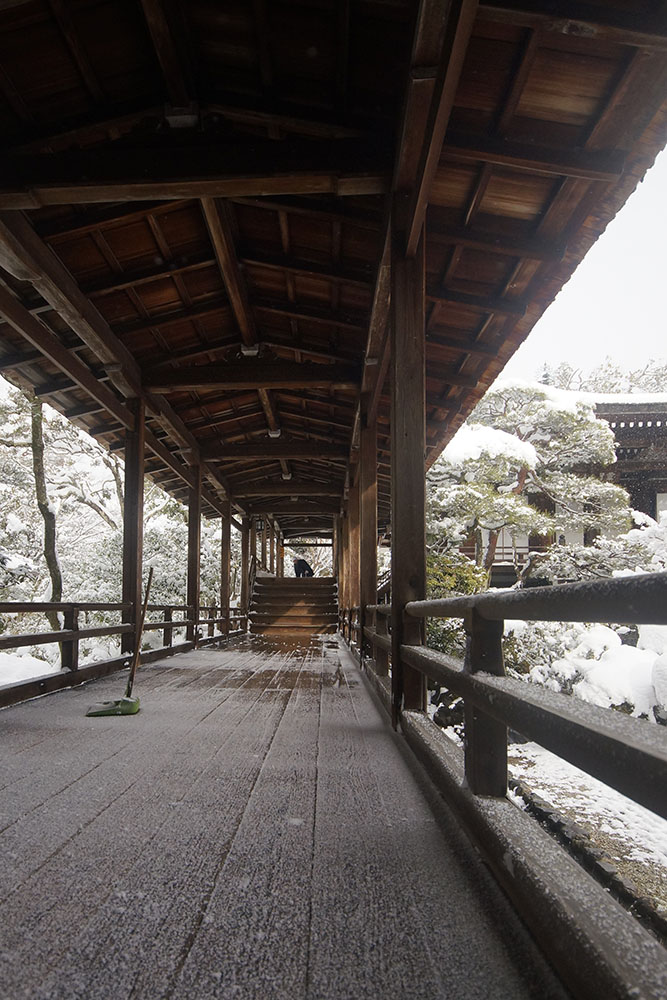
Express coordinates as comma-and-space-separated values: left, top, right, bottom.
249, 576, 338, 637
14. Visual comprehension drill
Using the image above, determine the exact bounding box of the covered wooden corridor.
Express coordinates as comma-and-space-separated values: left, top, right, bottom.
1, 2, 667, 997
1, 638, 569, 1000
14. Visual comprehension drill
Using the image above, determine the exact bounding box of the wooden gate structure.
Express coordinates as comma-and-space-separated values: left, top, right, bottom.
1, 3, 667, 997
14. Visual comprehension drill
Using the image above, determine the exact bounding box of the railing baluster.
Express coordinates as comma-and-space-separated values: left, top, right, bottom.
463, 609, 507, 797
61, 605, 79, 671
375, 607, 389, 676
163, 606, 173, 648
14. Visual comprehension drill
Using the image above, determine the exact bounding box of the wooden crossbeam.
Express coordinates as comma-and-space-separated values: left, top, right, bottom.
479, 1, 667, 50
404, 0, 479, 255
426, 334, 500, 359
139, 0, 191, 106
246, 500, 341, 515
0, 139, 389, 208
234, 482, 343, 497
202, 441, 349, 461
240, 250, 373, 287
253, 297, 368, 331
441, 132, 626, 181
145, 363, 361, 392
0, 211, 235, 506
427, 218, 565, 260
426, 284, 526, 317
81, 253, 215, 297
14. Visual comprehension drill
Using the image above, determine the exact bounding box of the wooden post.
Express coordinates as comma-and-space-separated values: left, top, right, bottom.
390, 227, 427, 723
261, 518, 267, 570
250, 517, 257, 567
375, 609, 389, 676
349, 480, 360, 614
277, 533, 284, 577
464, 610, 507, 796
186, 464, 201, 644
163, 606, 173, 647
122, 399, 144, 655
359, 405, 377, 660
220, 497, 231, 637
269, 517, 275, 574
240, 516, 250, 614
341, 513, 350, 630
61, 605, 79, 671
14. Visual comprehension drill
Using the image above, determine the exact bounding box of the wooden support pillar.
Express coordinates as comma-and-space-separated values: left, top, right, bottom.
390, 227, 427, 722
269, 517, 275, 574
359, 405, 378, 660
261, 518, 267, 570
240, 516, 250, 614
220, 497, 231, 637
341, 514, 350, 627
277, 533, 284, 577
250, 517, 257, 567
121, 399, 144, 655
186, 464, 202, 644
349, 480, 360, 620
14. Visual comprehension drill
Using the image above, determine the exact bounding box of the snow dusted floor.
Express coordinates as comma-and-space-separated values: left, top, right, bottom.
0, 638, 570, 1000
509, 743, 667, 909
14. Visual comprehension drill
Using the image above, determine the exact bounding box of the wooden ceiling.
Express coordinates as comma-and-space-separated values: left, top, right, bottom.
0, 1, 665, 538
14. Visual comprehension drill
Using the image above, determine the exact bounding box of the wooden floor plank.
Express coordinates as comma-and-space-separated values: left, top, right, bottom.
0, 639, 571, 999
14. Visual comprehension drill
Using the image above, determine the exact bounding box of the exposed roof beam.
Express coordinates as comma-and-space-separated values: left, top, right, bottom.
403, 0, 479, 255
234, 482, 343, 497
246, 500, 341, 516
47, 0, 104, 102
441, 133, 626, 181
145, 362, 361, 392
203, 441, 349, 461
479, 2, 667, 51
0, 282, 132, 429
0, 210, 235, 505
426, 284, 526, 317
230, 196, 383, 230
426, 334, 500, 359
253, 297, 368, 331
139, 0, 191, 106
0, 138, 389, 208
240, 250, 373, 287
81, 253, 215, 297
201, 198, 257, 348
427, 218, 565, 261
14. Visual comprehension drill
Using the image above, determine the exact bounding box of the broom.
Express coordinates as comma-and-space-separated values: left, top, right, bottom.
86, 567, 154, 717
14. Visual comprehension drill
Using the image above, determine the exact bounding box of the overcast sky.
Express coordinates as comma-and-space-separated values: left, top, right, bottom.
499, 146, 667, 382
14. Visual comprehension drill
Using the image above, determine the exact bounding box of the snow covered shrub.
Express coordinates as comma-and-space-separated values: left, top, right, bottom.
425, 550, 487, 657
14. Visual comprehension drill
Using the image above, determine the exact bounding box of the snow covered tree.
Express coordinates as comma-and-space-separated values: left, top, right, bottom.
427, 380, 632, 574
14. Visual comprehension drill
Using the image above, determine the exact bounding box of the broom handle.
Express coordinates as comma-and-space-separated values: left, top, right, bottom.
125, 566, 154, 698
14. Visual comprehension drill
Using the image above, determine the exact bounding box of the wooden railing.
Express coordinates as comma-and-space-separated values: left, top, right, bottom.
350, 571, 667, 997
360, 572, 667, 817
0, 600, 248, 708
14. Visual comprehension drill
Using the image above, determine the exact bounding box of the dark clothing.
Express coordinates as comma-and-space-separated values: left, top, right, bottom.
293, 559, 314, 577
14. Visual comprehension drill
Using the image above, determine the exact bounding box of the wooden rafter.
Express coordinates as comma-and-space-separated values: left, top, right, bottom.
203, 441, 349, 461
139, 0, 191, 106
0, 139, 389, 208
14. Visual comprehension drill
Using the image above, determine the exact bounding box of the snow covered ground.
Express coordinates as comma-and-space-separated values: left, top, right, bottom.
509, 742, 667, 908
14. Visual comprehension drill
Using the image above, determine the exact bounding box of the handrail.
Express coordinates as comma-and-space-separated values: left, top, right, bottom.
405, 571, 667, 624
360, 571, 667, 821
400, 642, 667, 820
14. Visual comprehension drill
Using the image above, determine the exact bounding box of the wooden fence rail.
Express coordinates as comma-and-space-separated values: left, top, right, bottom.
0, 601, 249, 708
355, 571, 667, 820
